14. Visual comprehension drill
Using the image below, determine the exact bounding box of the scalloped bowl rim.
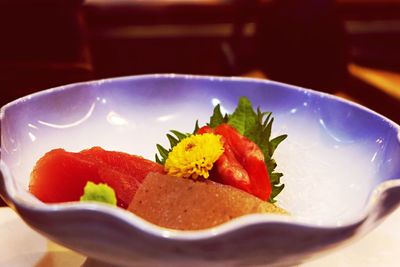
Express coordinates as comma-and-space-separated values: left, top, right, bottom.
1, 73, 400, 241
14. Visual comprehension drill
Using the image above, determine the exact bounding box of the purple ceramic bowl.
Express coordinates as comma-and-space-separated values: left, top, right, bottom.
1, 74, 399, 267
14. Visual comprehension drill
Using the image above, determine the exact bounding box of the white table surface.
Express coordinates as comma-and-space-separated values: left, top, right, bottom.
1, 206, 399, 267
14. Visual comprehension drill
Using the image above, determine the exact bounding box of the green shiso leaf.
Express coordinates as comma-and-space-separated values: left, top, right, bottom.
155, 119, 202, 164
155, 129, 193, 164
166, 134, 179, 148
227, 97, 258, 136
170, 130, 188, 141
269, 184, 285, 203
225, 97, 287, 202
155, 96, 287, 202
155, 144, 169, 164
80, 181, 117, 206
193, 120, 200, 134
270, 134, 288, 157
209, 104, 228, 128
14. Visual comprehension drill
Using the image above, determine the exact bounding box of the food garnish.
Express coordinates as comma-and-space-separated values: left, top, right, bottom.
80, 181, 117, 206
156, 96, 287, 202
165, 133, 224, 179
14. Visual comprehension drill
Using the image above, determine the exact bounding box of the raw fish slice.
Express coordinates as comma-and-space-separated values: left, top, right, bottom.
98, 167, 141, 208
30, 147, 164, 207
81, 147, 164, 183
29, 149, 101, 203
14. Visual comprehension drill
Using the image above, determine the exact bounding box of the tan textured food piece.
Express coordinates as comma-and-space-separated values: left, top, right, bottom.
128, 172, 287, 230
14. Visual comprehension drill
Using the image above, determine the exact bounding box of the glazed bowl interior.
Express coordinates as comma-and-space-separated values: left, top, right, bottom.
2, 75, 399, 225
1, 74, 400, 266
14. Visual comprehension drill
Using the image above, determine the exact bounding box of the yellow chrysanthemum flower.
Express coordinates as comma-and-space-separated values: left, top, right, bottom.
165, 133, 224, 179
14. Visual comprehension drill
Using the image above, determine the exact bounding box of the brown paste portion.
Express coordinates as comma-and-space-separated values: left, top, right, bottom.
128, 172, 287, 230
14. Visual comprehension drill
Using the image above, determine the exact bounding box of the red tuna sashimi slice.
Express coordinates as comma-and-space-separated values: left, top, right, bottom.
29, 147, 164, 208
80, 146, 165, 183
29, 149, 101, 203
97, 167, 141, 208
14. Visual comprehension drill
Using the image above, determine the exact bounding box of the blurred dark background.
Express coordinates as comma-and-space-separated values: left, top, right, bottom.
1, 0, 400, 205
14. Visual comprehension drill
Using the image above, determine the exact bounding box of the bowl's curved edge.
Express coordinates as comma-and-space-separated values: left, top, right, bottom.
0, 163, 13, 208
1, 74, 400, 235
1, 74, 400, 266
2, 158, 400, 241
1, 73, 399, 130
4, 170, 400, 267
